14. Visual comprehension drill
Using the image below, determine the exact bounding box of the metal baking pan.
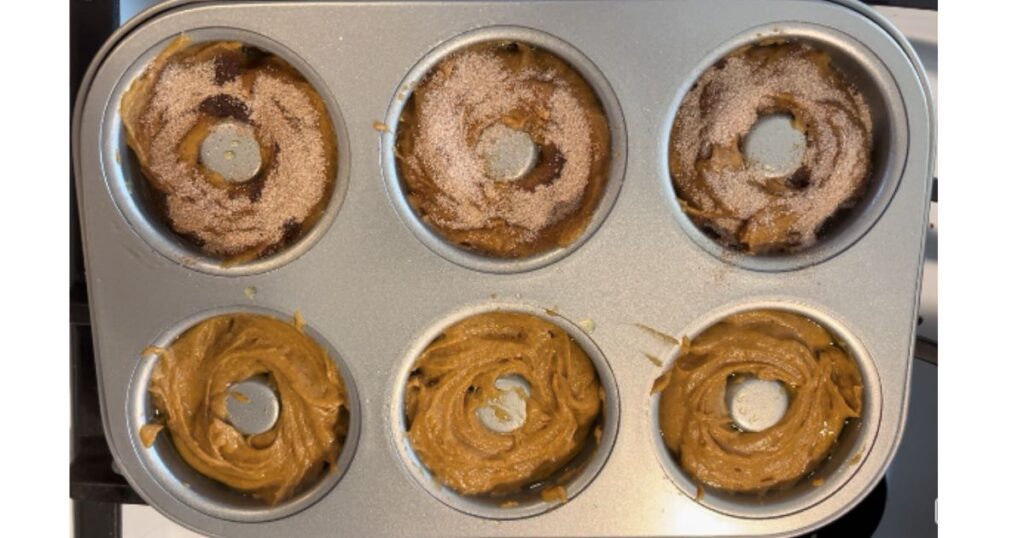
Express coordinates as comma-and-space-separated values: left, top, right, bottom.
72, 1, 934, 536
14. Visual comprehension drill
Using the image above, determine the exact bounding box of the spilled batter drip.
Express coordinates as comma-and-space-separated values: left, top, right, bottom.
656, 310, 862, 493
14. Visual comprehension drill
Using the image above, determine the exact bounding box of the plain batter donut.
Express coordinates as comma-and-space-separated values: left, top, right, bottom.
404, 312, 603, 495
655, 310, 863, 493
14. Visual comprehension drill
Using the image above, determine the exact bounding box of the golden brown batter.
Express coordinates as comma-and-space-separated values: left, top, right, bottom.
144, 313, 349, 505
656, 310, 862, 493
121, 36, 337, 260
395, 41, 611, 258
404, 312, 603, 495
669, 41, 873, 254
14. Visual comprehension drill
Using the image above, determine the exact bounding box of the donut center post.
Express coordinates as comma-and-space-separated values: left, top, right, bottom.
725, 376, 789, 433
476, 123, 539, 182
200, 121, 262, 183
742, 113, 807, 178
475, 374, 531, 433
225, 376, 280, 435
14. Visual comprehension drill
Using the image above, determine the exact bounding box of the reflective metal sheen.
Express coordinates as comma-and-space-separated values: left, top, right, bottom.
72, 1, 934, 536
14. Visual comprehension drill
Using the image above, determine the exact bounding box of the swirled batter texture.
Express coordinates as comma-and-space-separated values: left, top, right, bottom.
121, 36, 337, 260
404, 312, 603, 495
145, 313, 349, 504
669, 41, 873, 254
395, 41, 611, 258
657, 310, 862, 493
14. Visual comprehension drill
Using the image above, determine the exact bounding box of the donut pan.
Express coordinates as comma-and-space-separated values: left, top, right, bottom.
72, 1, 934, 536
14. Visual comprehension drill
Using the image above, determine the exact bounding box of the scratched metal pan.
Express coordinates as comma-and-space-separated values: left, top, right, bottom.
72, 0, 934, 536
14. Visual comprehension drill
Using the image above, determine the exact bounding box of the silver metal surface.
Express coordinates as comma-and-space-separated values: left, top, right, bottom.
478, 124, 539, 182
727, 377, 789, 433
743, 114, 807, 178
72, 1, 934, 536
199, 121, 262, 184
225, 377, 279, 436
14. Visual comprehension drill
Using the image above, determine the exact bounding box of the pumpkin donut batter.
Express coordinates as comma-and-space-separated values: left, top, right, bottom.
656, 310, 863, 493
404, 312, 603, 495
669, 41, 873, 254
143, 313, 349, 505
120, 36, 337, 260
395, 41, 611, 258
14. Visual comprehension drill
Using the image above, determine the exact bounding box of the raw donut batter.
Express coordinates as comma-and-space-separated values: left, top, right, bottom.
143, 313, 349, 505
120, 36, 337, 260
656, 310, 862, 493
404, 312, 603, 495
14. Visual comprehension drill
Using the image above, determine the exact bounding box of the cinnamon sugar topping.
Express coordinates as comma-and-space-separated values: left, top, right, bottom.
121, 40, 335, 257
395, 41, 611, 258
